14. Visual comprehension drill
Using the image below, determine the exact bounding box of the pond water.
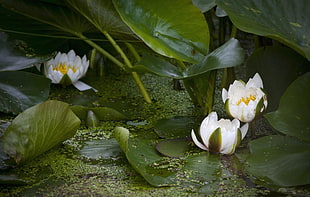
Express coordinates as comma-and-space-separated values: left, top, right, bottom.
0, 70, 309, 196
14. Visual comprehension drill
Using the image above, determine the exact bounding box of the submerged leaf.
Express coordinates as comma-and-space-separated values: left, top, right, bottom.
1, 100, 81, 164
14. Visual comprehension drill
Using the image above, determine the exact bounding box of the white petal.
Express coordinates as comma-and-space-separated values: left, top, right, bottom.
191, 130, 208, 150
220, 128, 236, 154
73, 81, 98, 92
67, 50, 76, 61
240, 123, 249, 139
247, 73, 263, 89
222, 88, 228, 103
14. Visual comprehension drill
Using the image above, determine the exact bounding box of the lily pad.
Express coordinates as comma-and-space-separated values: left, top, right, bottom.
246, 135, 310, 187
154, 116, 199, 139
156, 138, 192, 158
1, 100, 81, 164
264, 72, 310, 142
114, 127, 220, 187
113, 0, 210, 63
216, 0, 310, 60
70, 105, 128, 122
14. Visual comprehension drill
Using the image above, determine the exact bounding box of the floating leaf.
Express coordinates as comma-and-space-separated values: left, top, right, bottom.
1, 100, 81, 164
156, 138, 192, 158
216, 0, 310, 60
246, 135, 310, 187
153, 116, 199, 139
265, 72, 310, 142
113, 0, 210, 63
70, 105, 128, 121
114, 127, 220, 187
0, 71, 50, 114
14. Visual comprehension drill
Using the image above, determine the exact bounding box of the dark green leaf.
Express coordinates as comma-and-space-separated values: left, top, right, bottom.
0, 71, 50, 114
1, 100, 81, 164
192, 0, 216, 13
246, 46, 310, 112
65, 0, 136, 40
265, 72, 310, 142
70, 105, 128, 121
0, 0, 95, 36
246, 135, 310, 187
216, 0, 310, 60
154, 116, 199, 139
0, 33, 48, 71
134, 38, 244, 79
0, 174, 28, 185
114, 127, 220, 187
113, 0, 210, 63
156, 138, 192, 158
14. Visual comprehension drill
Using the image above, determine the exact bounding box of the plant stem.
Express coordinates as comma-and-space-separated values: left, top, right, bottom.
102, 31, 152, 103
125, 42, 141, 61
76, 33, 125, 69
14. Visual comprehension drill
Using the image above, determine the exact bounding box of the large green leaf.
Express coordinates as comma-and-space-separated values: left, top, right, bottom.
0, 71, 50, 114
265, 72, 310, 142
134, 38, 244, 79
1, 100, 81, 164
0, 33, 49, 71
114, 127, 220, 187
216, 0, 310, 60
246, 135, 310, 187
246, 46, 310, 112
65, 0, 136, 40
113, 0, 210, 63
0, 0, 95, 37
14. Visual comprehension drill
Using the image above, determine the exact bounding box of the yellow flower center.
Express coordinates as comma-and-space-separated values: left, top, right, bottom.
53, 62, 77, 74
236, 94, 256, 105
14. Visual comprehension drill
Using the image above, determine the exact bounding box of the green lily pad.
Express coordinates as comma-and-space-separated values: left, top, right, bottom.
216, 0, 310, 60
114, 127, 220, 187
156, 138, 192, 158
70, 105, 128, 122
1, 100, 81, 165
246, 135, 310, 187
265, 72, 310, 142
154, 116, 199, 139
113, 0, 210, 63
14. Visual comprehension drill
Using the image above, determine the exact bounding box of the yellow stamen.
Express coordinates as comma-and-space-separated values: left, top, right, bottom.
236, 94, 256, 105
53, 62, 77, 74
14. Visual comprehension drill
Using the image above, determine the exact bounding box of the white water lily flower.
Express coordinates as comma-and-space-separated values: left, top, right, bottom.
222, 73, 267, 122
44, 50, 97, 92
191, 112, 248, 154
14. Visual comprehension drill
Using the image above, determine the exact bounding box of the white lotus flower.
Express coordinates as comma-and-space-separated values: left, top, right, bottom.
222, 73, 267, 122
44, 50, 97, 92
191, 112, 248, 154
